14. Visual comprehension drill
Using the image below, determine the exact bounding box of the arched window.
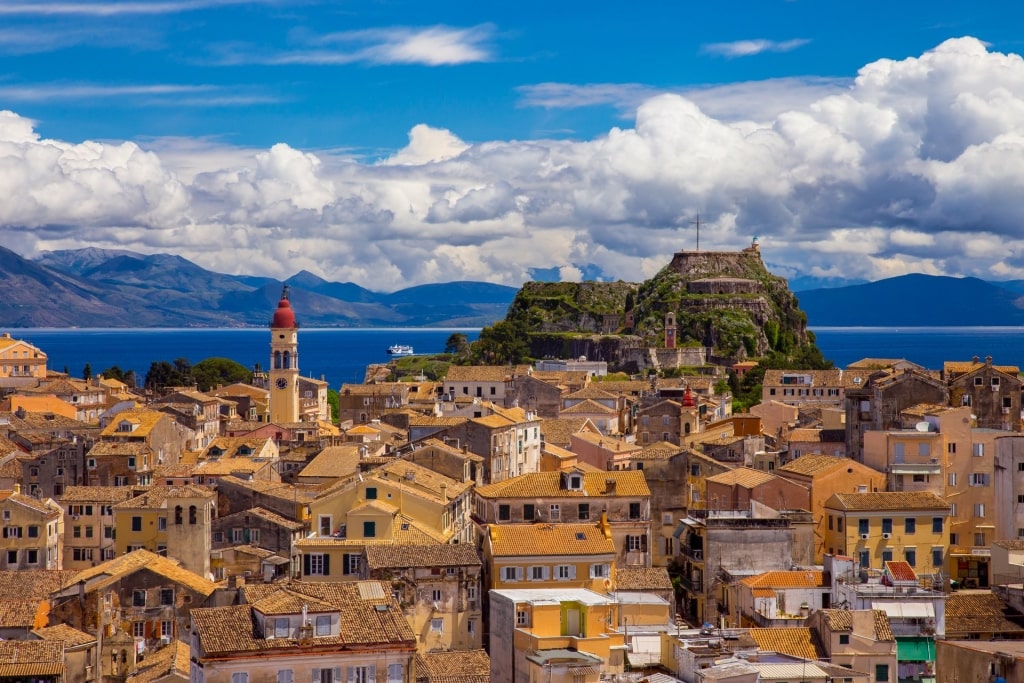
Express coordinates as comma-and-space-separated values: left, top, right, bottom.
684, 423, 691, 435
273, 351, 282, 369
189, 505, 197, 525
283, 351, 291, 369
174, 506, 182, 525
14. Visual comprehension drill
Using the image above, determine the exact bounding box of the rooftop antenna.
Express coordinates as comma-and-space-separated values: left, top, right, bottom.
689, 213, 702, 251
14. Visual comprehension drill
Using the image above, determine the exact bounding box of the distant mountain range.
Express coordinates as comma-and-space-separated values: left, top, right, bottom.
0, 246, 517, 328
4, 244, 1024, 328
797, 274, 1024, 326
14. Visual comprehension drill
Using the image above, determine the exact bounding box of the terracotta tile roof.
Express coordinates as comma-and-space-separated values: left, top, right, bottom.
884, 561, 918, 583
945, 360, 1021, 376
68, 549, 217, 597
762, 369, 845, 387
100, 409, 168, 437
560, 399, 617, 415
408, 415, 468, 427
224, 507, 305, 531
0, 599, 45, 628
415, 650, 490, 683
125, 641, 190, 683
444, 366, 512, 382
0, 570, 76, 599
945, 592, 1024, 635
295, 515, 445, 546
539, 417, 595, 448
364, 544, 481, 570
828, 491, 950, 511
564, 387, 619, 400
88, 442, 150, 456
375, 459, 472, 502
632, 442, 684, 460
747, 627, 825, 661
0, 491, 61, 516
59, 486, 136, 504
298, 445, 362, 479
488, 523, 614, 557
740, 570, 827, 589
31, 623, 96, 647
778, 454, 849, 477
114, 485, 215, 510
994, 540, 1024, 551
191, 580, 414, 653
0, 640, 64, 670
705, 467, 779, 489
252, 587, 336, 615
787, 428, 824, 442
218, 476, 319, 504
476, 470, 649, 498
615, 567, 673, 591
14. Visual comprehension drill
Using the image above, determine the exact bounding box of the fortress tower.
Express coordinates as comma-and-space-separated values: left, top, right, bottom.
269, 286, 300, 424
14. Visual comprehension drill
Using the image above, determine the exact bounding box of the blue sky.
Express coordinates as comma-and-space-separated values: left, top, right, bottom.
4, 0, 1024, 290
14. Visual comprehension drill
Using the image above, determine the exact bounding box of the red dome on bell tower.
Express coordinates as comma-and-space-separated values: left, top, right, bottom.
270, 285, 298, 329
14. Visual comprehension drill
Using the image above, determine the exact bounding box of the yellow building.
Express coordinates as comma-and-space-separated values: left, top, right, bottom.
113, 485, 215, 578
60, 485, 136, 568
0, 333, 47, 380
823, 491, 950, 574
489, 588, 625, 683
268, 286, 300, 425
0, 486, 63, 569
483, 520, 617, 593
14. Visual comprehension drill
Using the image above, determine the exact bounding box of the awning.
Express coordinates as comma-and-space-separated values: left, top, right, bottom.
890, 464, 941, 474
872, 601, 935, 618
897, 636, 935, 661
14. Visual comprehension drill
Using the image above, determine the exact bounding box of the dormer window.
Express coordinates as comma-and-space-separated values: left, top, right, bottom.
117, 421, 135, 432
569, 475, 582, 490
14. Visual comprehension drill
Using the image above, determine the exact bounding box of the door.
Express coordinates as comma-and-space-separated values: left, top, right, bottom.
566, 608, 580, 636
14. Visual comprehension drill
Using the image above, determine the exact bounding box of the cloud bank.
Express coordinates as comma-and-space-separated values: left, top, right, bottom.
6, 37, 1024, 289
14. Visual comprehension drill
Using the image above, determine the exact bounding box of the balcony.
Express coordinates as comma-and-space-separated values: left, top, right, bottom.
625, 551, 648, 566
681, 545, 704, 562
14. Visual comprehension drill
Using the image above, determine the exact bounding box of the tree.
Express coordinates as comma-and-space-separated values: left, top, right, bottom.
444, 333, 470, 355
101, 365, 126, 382
82, 363, 92, 381
192, 357, 252, 391
471, 320, 531, 365
144, 357, 194, 392
327, 388, 339, 423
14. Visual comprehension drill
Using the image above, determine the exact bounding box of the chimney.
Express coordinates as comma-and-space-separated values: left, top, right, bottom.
605, 478, 616, 494
440, 483, 448, 502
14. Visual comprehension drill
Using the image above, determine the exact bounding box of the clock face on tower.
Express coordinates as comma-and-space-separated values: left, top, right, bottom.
275, 378, 288, 390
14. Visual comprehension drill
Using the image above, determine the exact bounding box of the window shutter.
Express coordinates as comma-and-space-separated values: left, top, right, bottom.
347, 667, 356, 683
515, 567, 524, 581
322, 554, 330, 575
640, 535, 648, 552
303, 554, 311, 576
569, 565, 576, 579
333, 667, 342, 683
312, 668, 320, 683
367, 666, 375, 683
542, 566, 550, 580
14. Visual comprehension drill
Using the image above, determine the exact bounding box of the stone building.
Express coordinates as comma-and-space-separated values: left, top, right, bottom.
944, 356, 1023, 431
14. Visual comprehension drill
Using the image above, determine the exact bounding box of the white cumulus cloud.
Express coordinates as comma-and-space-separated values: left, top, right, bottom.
8, 37, 1024, 291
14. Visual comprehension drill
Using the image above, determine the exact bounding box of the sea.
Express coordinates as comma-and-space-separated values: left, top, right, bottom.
10, 326, 1024, 388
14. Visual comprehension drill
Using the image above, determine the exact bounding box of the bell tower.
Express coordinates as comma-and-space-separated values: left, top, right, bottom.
269, 285, 300, 424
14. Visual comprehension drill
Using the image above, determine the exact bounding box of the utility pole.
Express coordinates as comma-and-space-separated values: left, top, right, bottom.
689, 214, 702, 251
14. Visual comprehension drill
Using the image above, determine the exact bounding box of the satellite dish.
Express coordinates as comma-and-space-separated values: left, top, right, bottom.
915, 421, 930, 432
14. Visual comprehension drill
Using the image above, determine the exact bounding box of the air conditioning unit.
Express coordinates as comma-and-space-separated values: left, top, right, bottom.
1003, 407, 1011, 415
159, 635, 171, 646
860, 533, 870, 540
882, 533, 891, 539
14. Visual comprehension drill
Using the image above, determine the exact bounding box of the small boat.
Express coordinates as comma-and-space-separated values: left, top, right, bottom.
387, 344, 414, 356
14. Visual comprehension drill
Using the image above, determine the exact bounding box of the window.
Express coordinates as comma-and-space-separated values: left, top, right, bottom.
275, 617, 290, 638
232, 529, 243, 544
590, 563, 610, 578
189, 505, 197, 525
975, 532, 986, 546
114, 476, 128, 487
105, 526, 115, 539
161, 620, 173, 637
549, 504, 560, 521
468, 619, 476, 635
578, 503, 590, 521
158, 517, 166, 531
315, 615, 331, 636
430, 618, 443, 632
629, 502, 641, 519
73, 526, 81, 538
905, 548, 916, 567
25, 549, 37, 564
970, 473, 990, 486
133, 590, 146, 607
516, 610, 529, 626
278, 671, 294, 683
828, 515, 834, 531
523, 504, 535, 520
882, 548, 893, 563
858, 519, 869, 535
839, 634, 849, 644
875, 664, 889, 682
627, 535, 647, 552
933, 517, 944, 533
231, 674, 248, 683
501, 566, 523, 582
530, 566, 548, 581
468, 584, 477, 600
498, 504, 510, 521
431, 589, 442, 602
838, 517, 844, 532
5, 550, 14, 565
128, 456, 136, 469
950, 472, 958, 486
881, 518, 892, 535
975, 377, 984, 386
569, 474, 582, 489
975, 503, 987, 517
131, 516, 142, 532
387, 664, 403, 683
363, 521, 376, 538
305, 553, 327, 576
133, 622, 145, 638
949, 443, 957, 454
365, 487, 377, 500
556, 564, 575, 580
161, 588, 174, 605
974, 443, 985, 457
858, 549, 870, 569
343, 553, 361, 576
932, 547, 944, 567
905, 518, 916, 534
